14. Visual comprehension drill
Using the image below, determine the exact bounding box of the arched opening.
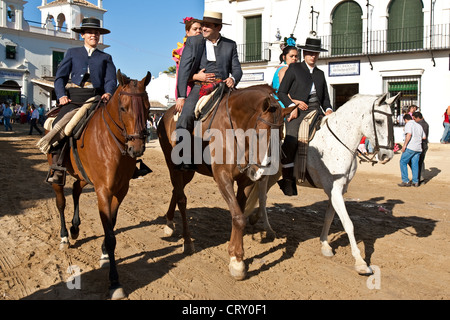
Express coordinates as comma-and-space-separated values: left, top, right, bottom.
387, 0, 424, 51
45, 14, 56, 29
0, 81, 21, 105
7, 5, 15, 23
331, 1, 363, 56
57, 13, 67, 31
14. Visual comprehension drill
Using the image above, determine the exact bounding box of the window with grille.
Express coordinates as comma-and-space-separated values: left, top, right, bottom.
53, 51, 65, 76
245, 15, 262, 61
332, 1, 363, 56
387, 0, 424, 51
383, 76, 421, 126
6, 45, 16, 59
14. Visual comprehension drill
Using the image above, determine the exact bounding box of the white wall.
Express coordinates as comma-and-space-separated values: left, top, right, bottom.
204, 0, 450, 142
146, 72, 176, 107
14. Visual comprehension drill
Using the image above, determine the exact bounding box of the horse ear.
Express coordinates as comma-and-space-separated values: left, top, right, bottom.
117, 69, 124, 86
282, 105, 297, 118
375, 93, 389, 106
385, 92, 402, 106
143, 71, 152, 87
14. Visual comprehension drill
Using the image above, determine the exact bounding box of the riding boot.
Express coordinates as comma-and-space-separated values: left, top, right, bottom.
277, 166, 298, 196
47, 153, 65, 185
174, 135, 197, 171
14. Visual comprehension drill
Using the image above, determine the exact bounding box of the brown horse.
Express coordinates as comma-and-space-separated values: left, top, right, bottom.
158, 84, 294, 280
47, 70, 151, 299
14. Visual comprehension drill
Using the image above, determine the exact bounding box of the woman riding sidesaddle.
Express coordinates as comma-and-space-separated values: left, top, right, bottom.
47, 17, 117, 185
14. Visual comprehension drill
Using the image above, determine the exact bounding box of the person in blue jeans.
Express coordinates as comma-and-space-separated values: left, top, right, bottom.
398, 114, 426, 187
3, 103, 13, 131
441, 106, 450, 143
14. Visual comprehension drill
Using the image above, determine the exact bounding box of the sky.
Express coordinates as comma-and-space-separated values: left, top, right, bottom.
23, 0, 205, 79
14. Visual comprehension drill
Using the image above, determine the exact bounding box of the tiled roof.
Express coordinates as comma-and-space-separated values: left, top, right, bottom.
42, 0, 98, 9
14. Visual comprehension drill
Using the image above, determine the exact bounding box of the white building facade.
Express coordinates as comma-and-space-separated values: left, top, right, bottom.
147, 72, 176, 110
205, 0, 450, 143
0, 0, 107, 110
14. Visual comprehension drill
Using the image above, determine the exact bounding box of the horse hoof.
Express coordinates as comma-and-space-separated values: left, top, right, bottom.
321, 242, 334, 257
99, 253, 110, 269
69, 226, 79, 240
355, 264, 373, 275
321, 247, 334, 257
164, 225, 174, 237
229, 257, 246, 281
183, 242, 195, 255
109, 286, 126, 300
59, 237, 69, 251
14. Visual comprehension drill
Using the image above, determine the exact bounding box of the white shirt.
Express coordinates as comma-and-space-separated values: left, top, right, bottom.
404, 120, 426, 152
84, 46, 96, 73
205, 37, 219, 61
31, 109, 40, 120
305, 63, 316, 95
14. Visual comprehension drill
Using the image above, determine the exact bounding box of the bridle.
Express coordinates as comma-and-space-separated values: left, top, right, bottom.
326, 99, 394, 165
225, 91, 284, 173
102, 88, 149, 156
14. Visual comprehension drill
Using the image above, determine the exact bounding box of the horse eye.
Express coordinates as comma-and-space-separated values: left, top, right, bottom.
120, 106, 126, 112
376, 120, 383, 125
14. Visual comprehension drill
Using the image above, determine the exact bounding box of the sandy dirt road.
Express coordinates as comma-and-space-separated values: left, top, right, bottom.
0, 123, 449, 302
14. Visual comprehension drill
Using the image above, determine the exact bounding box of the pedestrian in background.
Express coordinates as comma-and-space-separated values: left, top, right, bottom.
29, 105, 43, 135
38, 104, 46, 127
398, 114, 426, 188
440, 105, 450, 144
3, 103, 13, 131
412, 111, 429, 184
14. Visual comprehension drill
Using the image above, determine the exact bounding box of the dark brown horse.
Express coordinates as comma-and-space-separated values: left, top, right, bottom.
47, 70, 151, 299
158, 84, 294, 280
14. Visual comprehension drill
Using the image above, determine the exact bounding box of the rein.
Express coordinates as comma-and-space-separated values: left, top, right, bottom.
325, 100, 394, 166
102, 90, 148, 156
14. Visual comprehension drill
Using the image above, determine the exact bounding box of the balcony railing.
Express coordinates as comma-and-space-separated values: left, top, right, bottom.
319, 24, 450, 58
237, 42, 270, 63
41, 65, 53, 78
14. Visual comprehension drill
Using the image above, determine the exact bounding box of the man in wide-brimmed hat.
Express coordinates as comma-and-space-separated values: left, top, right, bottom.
277, 37, 334, 196
47, 17, 117, 184
174, 10, 243, 171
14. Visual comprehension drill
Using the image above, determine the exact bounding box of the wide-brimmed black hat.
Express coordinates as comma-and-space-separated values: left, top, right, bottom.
298, 37, 327, 53
72, 17, 110, 34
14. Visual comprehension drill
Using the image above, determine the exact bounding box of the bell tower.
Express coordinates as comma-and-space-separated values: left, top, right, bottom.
38, 0, 106, 39
0, 0, 26, 29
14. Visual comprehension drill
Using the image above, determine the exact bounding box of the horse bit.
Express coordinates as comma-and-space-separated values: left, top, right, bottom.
102, 90, 149, 156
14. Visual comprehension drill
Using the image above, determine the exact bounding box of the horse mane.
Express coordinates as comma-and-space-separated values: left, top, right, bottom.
320, 94, 377, 126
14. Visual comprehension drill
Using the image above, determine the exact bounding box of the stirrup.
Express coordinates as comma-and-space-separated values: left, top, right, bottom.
45, 166, 67, 186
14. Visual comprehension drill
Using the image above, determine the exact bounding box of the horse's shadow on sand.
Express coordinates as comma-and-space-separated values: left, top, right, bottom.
246, 196, 437, 278
23, 196, 437, 299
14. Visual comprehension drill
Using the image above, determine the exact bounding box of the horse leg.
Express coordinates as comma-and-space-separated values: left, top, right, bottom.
99, 191, 123, 268
52, 184, 69, 250
70, 180, 87, 240
96, 190, 126, 300
320, 200, 335, 257
329, 188, 373, 275
163, 191, 177, 237
257, 176, 276, 236
217, 174, 246, 280
165, 171, 195, 254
